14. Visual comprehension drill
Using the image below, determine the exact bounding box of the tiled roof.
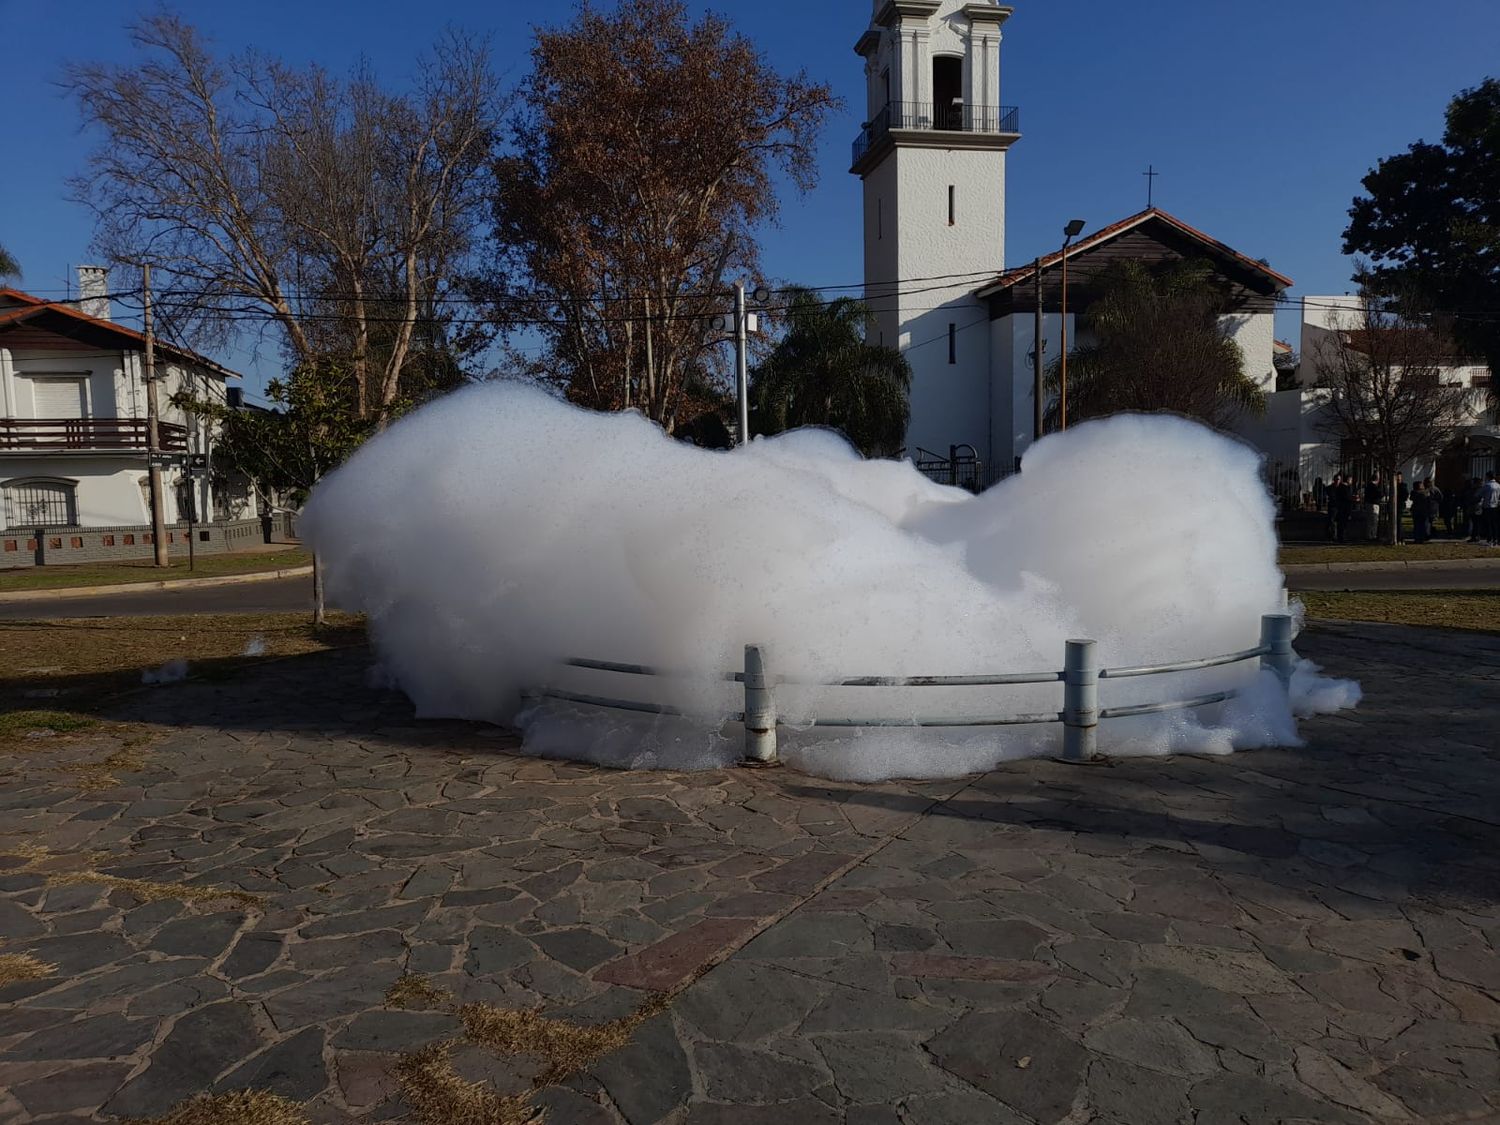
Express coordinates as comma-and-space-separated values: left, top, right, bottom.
975, 208, 1294, 297
0, 287, 240, 379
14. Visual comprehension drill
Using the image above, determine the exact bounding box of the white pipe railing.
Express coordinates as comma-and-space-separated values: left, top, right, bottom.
528, 614, 1297, 766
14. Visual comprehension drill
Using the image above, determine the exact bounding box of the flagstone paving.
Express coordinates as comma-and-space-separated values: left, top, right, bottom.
0, 621, 1497, 1123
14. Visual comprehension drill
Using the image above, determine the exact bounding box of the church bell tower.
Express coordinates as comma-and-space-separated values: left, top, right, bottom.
853, 0, 1019, 469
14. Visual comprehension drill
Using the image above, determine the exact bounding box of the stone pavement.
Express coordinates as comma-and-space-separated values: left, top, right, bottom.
1, 622, 1498, 1124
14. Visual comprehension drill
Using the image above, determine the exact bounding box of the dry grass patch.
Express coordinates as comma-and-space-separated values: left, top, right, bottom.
0, 710, 97, 738
59, 739, 154, 790
1281, 542, 1493, 565
1300, 589, 1500, 634
457, 994, 671, 1087
0, 613, 366, 712
0, 952, 57, 987
51, 870, 263, 908
121, 1090, 310, 1125
383, 975, 671, 1123
387, 973, 453, 1010
394, 1044, 542, 1125
0, 842, 261, 907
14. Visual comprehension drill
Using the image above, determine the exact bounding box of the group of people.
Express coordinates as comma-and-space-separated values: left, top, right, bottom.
1315, 470, 1500, 545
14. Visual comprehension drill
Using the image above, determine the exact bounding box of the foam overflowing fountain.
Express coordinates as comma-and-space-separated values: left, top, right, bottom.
302, 382, 1359, 780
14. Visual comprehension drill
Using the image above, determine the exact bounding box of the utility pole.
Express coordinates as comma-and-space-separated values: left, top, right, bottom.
1033, 257, 1045, 441
734, 281, 750, 446
143, 265, 169, 567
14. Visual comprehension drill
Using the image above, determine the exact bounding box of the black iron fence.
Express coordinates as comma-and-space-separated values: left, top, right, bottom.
853, 102, 1020, 165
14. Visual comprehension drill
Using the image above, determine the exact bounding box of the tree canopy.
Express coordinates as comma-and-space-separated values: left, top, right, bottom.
1046, 259, 1265, 430
69, 15, 499, 425
750, 289, 911, 457
474, 0, 837, 430
1345, 78, 1500, 378
0, 242, 18, 280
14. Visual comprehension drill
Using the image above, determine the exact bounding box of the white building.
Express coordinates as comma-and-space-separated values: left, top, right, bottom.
1247, 296, 1498, 495
1, 271, 257, 562
853, 0, 1291, 482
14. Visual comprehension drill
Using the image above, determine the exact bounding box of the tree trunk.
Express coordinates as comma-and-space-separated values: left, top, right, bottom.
1389, 472, 1401, 547
312, 552, 326, 626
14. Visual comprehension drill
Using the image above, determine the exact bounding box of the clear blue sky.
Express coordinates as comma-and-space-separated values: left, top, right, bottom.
3, 0, 1497, 392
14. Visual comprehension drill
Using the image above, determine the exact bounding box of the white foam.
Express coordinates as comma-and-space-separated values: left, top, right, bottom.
302, 383, 1359, 779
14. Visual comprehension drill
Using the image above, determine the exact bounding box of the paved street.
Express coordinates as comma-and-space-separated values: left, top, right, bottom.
0, 576, 317, 620
1, 622, 1498, 1124
1286, 560, 1500, 592
1, 559, 1496, 623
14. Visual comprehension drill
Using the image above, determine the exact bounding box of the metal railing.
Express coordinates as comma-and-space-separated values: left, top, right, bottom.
526, 614, 1297, 765
853, 102, 1020, 165
0, 418, 188, 452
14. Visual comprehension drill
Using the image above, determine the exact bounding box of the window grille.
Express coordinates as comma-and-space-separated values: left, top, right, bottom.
3, 479, 78, 529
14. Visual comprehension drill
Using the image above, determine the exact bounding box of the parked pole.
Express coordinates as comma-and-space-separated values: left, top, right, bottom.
143, 265, 170, 567
742, 644, 777, 763
1063, 639, 1098, 761
735, 282, 750, 446
1260, 613, 1295, 688
1033, 257, 1044, 440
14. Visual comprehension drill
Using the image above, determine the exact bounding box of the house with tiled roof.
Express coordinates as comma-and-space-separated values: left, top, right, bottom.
1, 269, 264, 565
852, 1, 1291, 482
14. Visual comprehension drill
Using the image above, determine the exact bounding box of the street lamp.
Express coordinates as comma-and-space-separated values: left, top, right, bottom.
1059, 218, 1086, 431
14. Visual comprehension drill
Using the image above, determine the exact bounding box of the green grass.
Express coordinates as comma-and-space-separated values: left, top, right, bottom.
1300, 589, 1500, 634
0, 549, 310, 592
1280, 543, 1493, 565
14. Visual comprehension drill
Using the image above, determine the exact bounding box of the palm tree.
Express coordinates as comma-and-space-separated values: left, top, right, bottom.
0, 241, 19, 281
751, 288, 912, 456
1046, 258, 1266, 431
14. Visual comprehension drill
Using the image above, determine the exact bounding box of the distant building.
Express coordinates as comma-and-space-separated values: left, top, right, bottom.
852, 1, 1290, 483
1259, 296, 1498, 492
1, 269, 263, 564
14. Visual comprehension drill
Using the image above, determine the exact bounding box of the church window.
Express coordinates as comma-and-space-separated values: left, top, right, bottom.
948, 186, 955, 226
948, 323, 957, 365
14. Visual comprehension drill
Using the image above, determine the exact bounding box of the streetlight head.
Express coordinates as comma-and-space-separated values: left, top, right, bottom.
1064, 219, 1086, 238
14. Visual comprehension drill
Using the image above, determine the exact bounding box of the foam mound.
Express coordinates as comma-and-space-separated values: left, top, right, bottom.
302, 382, 1359, 780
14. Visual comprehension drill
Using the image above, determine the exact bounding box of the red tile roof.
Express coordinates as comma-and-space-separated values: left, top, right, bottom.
0, 287, 240, 380
975, 208, 1294, 297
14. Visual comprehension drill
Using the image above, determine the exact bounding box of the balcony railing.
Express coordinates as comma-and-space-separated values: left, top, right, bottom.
853, 101, 1020, 165
0, 418, 189, 453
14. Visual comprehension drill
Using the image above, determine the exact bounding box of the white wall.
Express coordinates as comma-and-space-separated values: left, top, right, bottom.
0, 455, 165, 529
1222, 310, 1277, 391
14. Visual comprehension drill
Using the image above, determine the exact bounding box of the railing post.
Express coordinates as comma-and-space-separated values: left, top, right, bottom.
1063, 639, 1098, 762
1260, 613, 1295, 689
743, 644, 777, 764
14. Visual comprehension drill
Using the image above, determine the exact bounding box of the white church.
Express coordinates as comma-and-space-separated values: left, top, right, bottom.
853, 0, 1292, 484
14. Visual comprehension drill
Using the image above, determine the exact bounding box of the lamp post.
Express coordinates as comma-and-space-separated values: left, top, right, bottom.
1059, 218, 1086, 431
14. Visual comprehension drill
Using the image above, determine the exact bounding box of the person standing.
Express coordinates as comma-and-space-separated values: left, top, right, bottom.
1437, 479, 1455, 538
1330, 474, 1353, 543
1464, 477, 1481, 542
1412, 481, 1432, 544
1363, 473, 1383, 541
1484, 472, 1500, 546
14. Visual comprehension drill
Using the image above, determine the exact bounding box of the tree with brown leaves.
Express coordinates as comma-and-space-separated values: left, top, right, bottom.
476, 0, 837, 430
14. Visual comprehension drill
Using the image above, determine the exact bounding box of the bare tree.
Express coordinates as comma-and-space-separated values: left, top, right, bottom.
475, 0, 837, 429
68, 14, 500, 423
1311, 287, 1475, 545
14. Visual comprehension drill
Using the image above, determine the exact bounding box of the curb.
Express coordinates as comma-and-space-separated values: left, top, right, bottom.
1281, 557, 1500, 574
0, 565, 314, 604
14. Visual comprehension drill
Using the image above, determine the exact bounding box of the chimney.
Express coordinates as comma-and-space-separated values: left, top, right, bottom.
77, 265, 111, 321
